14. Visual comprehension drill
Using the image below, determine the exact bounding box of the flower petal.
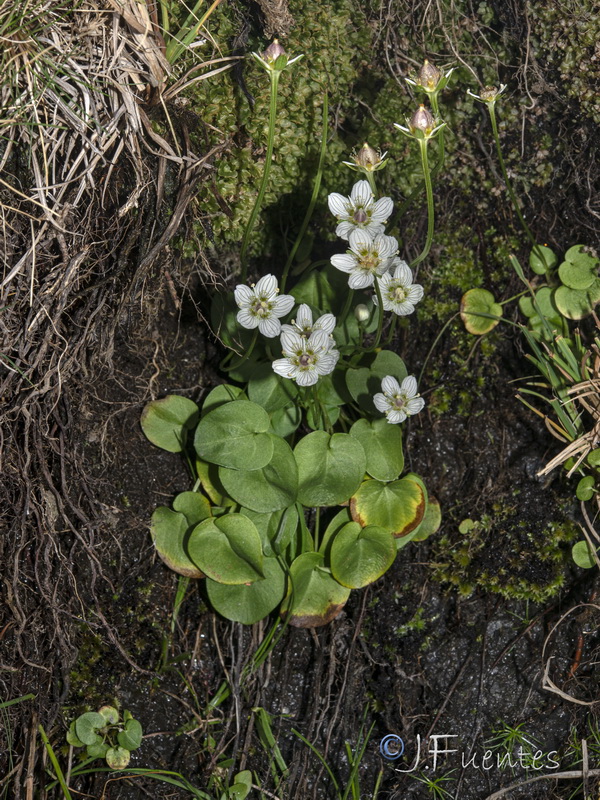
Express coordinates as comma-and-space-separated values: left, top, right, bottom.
386, 409, 405, 424
348, 271, 374, 290
281, 329, 303, 354
234, 284, 254, 307
373, 393, 389, 413
308, 329, 330, 351
272, 293, 295, 317
296, 369, 319, 387
330, 254, 356, 273
381, 375, 401, 396
328, 192, 348, 217
272, 358, 297, 379
237, 309, 259, 329
371, 196, 394, 222
258, 316, 281, 338
254, 274, 278, 298
406, 397, 425, 416
401, 375, 418, 398
335, 221, 354, 240
350, 180, 372, 206
315, 313, 336, 334
392, 260, 413, 284
296, 304, 313, 329
407, 284, 424, 303
349, 228, 372, 253
392, 301, 415, 316
316, 353, 338, 375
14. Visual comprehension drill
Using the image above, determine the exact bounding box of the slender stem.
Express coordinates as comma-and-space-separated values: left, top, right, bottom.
410, 139, 434, 268
240, 70, 280, 280
381, 314, 397, 346
338, 288, 354, 323
430, 94, 445, 176
314, 507, 321, 551
365, 171, 377, 196
488, 103, 538, 252
222, 329, 258, 372
281, 93, 328, 291
372, 279, 385, 349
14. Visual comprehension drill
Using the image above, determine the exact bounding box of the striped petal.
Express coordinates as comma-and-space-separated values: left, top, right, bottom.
381, 375, 401, 396
258, 316, 281, 338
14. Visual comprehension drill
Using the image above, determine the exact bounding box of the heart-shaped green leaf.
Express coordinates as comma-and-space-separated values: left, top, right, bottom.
86, 742, 109, 759
141, 395, 199, 453
219, 436, 298, 512
572, 540, 597, 569
117, 719, 143, 751
75, 712, 106, 746
330, 522, 396, 588
239, 506, 299, 557
98, 706, 119, 725
201, 384, 244, 416
282, 553, 350, 628
349, 418, 404, 481
529, 244, 558, 275
195, 401, 273, 469
554, 281, 600, 320
248, 363, 298, 412
151, 504, 206, 578
206, 556, 286, 624
576, 475, 595, 501
558, 259, 596, 290
187, 514, 264, 585
319, 508, 353, 558
350, 477, 425, 538
66, 722, 85, 748
269, 404, 302, 438
460, 289, 502, 335
294, 431, 366, 507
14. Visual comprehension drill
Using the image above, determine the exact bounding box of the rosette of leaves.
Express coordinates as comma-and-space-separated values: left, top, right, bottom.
66, 706, 142, 769
141, 383, 441, 627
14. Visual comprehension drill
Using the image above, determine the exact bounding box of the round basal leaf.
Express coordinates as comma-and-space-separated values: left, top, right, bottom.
576, 475, 595, 501
350, 477, 425, 538
194, 401, 273, 470
588, 449, 600, 467
239, 505, 299, 556
151, 507, 204, 578
294, 431, 366, 507
349, 418, 404, 481
270, 404, 302, 438
66, 722, 85, 748
187, 514, 264, 585
460, 289, 502, 335
346, 350, 408, 414
106, 746, 131, 770
316, 374, 346, 407
117, 719, 143, 751
330, 522, 396, 588
201, 384, 244, 416
282, 553, 350, 628
248, 363, 298, 412
572, 540, 597, 569
86, 741, 110, 759
529, 244, 558, 274
75, 712, 106, 746
196, 459, 235, 507
532, 287, 561, 320
219, 436, 298, 513
558, 259, 596, 290
140, 395, 199, 453
554, 280, 600, 321
172, 492, 211, 526
206, 556, 286, 624
98, 706, 119, 725
564, 245, 599, 271
319, 508, 353, 557
411, 496, 442, 541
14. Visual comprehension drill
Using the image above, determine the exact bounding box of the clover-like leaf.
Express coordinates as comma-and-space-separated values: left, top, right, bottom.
460, 289, 502, 335
141, 395, 199, 453
576, 475, 595, 501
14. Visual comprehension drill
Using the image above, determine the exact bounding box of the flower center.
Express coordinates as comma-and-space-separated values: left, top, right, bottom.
391, 394, 407, 410
252, 298, 271, 317
359, 251, 379, 272
392, 286, 408, 302
298, 352, 315, 368
353, 207, 368, 224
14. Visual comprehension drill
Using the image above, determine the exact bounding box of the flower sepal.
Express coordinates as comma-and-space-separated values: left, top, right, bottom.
406, 61, 455, 99
467, 84, 507, 106
251, 40, 304, 74
342, 143, 389, 176
394, 105, 447, 142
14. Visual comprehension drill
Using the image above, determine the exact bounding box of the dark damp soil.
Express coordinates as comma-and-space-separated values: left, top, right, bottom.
11, 271, 594, 800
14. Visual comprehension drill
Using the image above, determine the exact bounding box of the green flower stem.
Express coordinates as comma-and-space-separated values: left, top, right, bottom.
371, 279, 385, 350
222, 329, 258, 372
240, 70, 280, 281
338, 288, 355, 324
410, 139, 434, 268
430, 94, 445, 176
365, 170, 377, 196
281, 93, 328, 292
487, 103, 539, 253
381, 314, 397, 346
499, 288, 532, 306
314, 506, 321, 551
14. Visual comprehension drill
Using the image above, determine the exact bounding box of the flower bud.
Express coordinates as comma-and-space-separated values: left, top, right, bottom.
409, 104, 435, 135
355, 303, 370, 323
355, 143, 380, 170
263, 39, 286, 63
417, 60, 442, 91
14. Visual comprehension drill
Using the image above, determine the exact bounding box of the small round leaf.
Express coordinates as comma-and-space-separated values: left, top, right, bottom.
117, 719, 143, 751
350, 477, 425, 538
330, 522, 396, 588
576, 475, 595, 501
141, 396, 199, 453
194, 401, 273, 470
75, 712, 106, 746
572, 540, 597, 569
98, 706, 119, 725
349, 418, 404, 481
294, 431, 366, 507
554, 281, 600, 321
106, 746, 131, 770
201, 385, 244, 416
529, 245, 558, 274
460, 289, 502, 335
187, 514, 264, 585
151, 507, 204, 578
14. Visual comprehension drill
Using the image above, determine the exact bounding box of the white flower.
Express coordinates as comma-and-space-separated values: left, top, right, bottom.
374, 259, 424, 316
330, 230, 398, 290
272, 329, 339, 387
373, 375, 425, 424
281, 303, 336, 339
328, 180, 393, 241
234, 274, 295, 338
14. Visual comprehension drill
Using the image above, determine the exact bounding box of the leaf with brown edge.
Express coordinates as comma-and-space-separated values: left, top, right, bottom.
350, 477, 425, 538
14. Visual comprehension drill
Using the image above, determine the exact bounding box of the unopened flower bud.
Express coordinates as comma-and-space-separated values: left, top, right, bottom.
263, 39, 286, 63
417, 60, 442, 91
356, 143, 380, 170
409, 104, 435, 134
355, 303, 370, 323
